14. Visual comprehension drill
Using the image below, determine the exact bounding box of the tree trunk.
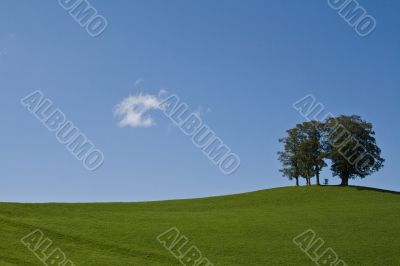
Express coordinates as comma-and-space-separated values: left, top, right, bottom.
306, 177, 311, 186
316, 172, 320, 186
295, 177, 299, 186
340, 175, 349, 186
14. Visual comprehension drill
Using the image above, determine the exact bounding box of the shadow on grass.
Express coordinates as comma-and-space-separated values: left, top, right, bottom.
349, 185, 400, 196
313, 185, 400, 195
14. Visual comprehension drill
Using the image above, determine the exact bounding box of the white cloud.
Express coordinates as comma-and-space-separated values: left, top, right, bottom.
134, 79, 144, 87
114, 89, 208, 129
193, 105, 211, 117
158, 88, 168, 97
0, 33, 16, 57
114, 93, 162, 128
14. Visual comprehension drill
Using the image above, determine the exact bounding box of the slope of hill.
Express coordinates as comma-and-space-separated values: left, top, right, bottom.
0, 186, 399, 265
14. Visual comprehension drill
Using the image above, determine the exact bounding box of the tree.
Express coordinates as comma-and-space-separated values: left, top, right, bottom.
324, 115, 384, 186
296, 139, 315, 186
278, 121, 327, 186
278, 128, 303, 186
297, 121, 327, 185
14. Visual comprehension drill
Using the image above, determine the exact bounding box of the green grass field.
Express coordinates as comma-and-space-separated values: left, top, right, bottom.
0, 186, 399, 265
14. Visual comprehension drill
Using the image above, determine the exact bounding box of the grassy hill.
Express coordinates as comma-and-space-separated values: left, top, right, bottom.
0, 186, 399, 265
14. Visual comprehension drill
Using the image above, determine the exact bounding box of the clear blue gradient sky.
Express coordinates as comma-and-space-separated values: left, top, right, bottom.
1, 0, 399, 202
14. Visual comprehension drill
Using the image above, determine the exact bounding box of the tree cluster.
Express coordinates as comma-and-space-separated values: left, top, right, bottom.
278, 115, 384, 186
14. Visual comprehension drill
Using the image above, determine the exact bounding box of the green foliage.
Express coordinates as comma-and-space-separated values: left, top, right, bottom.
324, 115, 384, 185
278, 127, 302, 185
278, 115, 384, 186
297, 121, 327, 185
278, 121, 326, 185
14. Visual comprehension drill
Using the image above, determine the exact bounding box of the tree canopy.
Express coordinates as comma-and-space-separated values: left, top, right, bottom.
278, 115, 384, 186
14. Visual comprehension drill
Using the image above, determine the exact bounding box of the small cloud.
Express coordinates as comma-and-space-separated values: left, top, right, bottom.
114, 93, 162, 128
193, 105, 211, 117
0, 33, 16, 57
158, 88, 168, 97
134, 79, 144, 87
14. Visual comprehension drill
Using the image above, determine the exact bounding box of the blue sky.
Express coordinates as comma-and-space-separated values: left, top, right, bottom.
1, 0, 399, 202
